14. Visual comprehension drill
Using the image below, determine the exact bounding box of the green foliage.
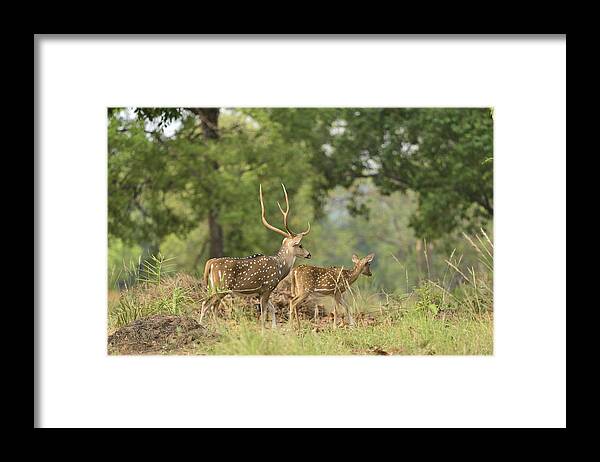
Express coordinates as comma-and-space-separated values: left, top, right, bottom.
413, 281, 447, 316
108, 238, 143, 288
242, 107, 493, 238
137, 254, 175, 285
108, 115, 191, 246
133, 107, 184, 128
328, 108, 493, 238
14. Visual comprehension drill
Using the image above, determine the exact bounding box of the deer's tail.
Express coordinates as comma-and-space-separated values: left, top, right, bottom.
202, 259, 214, 288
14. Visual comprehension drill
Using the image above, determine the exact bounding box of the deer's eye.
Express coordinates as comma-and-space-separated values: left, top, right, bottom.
298, 244, 303, 249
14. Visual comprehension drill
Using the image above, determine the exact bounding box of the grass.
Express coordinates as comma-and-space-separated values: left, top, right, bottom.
108, 254, 205, 331
191, 309, 492, 355
107, 230, 493, 355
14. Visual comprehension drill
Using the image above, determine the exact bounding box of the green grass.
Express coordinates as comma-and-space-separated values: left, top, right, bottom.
193, 310, 492, 355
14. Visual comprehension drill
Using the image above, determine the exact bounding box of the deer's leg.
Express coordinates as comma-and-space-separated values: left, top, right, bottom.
259, 293, 269, 330
290, 293, 309, 328
211, 295, 224, 322
288, 296, 302, 329
288, 299, 294, 327
199, 295, 216, 324
294, 302, 301, 330
332, 299, 339, 328
268, 298, 277, 328
288, 296, 300, 328
288, 276, 295, 327
336, 293, 354, 327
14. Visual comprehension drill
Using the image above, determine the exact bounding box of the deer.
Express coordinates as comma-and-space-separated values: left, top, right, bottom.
200, 183, 311, 328
288, 253, 375, 328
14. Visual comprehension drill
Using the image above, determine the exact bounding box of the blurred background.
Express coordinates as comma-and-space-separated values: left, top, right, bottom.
108, 107, 493, 295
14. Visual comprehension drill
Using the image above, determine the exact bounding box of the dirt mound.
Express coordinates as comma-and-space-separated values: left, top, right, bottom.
108, 314, 216, 355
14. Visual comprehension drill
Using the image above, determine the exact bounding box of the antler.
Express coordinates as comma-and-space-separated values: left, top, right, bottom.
259, 184, 290, 238
259, 184, 311, 238
277, 184, 311, 237
277, 184, 292, 236
298, 220, 311, 236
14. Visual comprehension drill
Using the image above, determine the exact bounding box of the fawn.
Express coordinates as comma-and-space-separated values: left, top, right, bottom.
289, 253, 375, 328
201, 184, 311, 328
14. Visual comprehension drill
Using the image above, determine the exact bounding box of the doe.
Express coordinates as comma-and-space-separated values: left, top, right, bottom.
289, 253, 375, 328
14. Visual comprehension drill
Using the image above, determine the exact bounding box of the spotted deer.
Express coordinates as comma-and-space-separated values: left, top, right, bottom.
289, 253, 375, 328
200, 184, 311, 328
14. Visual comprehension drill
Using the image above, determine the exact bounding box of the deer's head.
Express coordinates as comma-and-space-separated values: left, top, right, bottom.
352, 253, 375, 276
259, 184, 312, 259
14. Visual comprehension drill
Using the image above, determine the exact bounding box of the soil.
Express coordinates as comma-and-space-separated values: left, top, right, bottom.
351, 346, 406, 355
107, 314, 217, 355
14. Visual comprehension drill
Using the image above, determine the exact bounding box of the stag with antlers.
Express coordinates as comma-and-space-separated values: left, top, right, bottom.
200, 184, 311, 328
289, 253, 375, 328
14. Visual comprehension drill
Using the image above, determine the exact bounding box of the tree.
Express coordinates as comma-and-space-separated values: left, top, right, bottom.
108, 114, 190, 255
130, 107, 226, 257
108, 108, 315, 265
336, 108, 493, 238
264, 108, 493, 239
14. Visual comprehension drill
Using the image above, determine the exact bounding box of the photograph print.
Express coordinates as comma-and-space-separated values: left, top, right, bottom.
107, 107, 493, 356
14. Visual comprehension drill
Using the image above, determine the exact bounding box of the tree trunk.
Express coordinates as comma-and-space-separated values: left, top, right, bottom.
197, 108, 220, 140
208, 209, 224, 259
189, 108, 224, 258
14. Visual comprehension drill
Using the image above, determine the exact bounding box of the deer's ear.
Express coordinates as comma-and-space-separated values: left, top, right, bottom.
352, 254, 360, 263
365, 253, 375, 262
